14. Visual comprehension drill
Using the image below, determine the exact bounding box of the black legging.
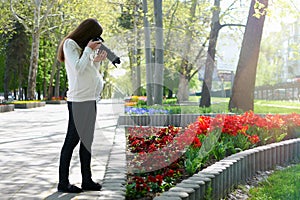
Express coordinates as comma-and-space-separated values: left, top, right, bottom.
59, 101, 96, 185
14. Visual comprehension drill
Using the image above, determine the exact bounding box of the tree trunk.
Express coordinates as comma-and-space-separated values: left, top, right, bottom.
176, 0, 197, 103
27, 30, 40, 100
135, 2, 142, 96
153, 0, 164, 105
136, 47, 142, 96
42, 41, 47, 99
132, 1, 141, 96
229, 0, 268, 112
43, 66, 47, 99
177, 74, 189, 102
143, 0, 153, 105
48, 59, 58, 99
54, 62, 61, 97
48, 42, 61, 100
27, 2, 41, 100
200, 0, 221, 108
128, 46, 138, 95
3, 64, 10, 100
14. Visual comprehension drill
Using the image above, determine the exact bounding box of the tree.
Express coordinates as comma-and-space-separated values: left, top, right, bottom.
10, 0, 56, 100
162, 0, 211, 103
200, 0, 221, 107
155, 0, 211, 103
200, 0, 246, 108
4, 21, 30, 100
229, 0, 269, 112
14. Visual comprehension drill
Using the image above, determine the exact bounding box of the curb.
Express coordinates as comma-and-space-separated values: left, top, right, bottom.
14, 101, 46, 109
0, 104, 14, 112
99, 127, 127, 200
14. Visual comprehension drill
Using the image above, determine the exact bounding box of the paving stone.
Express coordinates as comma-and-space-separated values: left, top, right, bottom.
0, 99, 126, 199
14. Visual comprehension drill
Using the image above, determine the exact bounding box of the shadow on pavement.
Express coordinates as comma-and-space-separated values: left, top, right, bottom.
44, 192, 77, 200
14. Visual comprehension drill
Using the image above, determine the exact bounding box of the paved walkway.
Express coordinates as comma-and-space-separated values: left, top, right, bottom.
0, 99, 126, 200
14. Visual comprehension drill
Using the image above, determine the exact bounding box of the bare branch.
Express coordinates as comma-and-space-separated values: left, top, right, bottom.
40, 0, 56, 28
165, 0, 180, 50
220, 23, 246, 29
193, 37, 208, 65
221, 0, 240, 18
189, 38, 208, 81
41, 25, 59, 34
10, 0, 30, 31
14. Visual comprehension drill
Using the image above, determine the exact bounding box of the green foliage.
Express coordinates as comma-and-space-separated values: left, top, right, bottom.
136, 99, 147, 106
163, 98, 177, 105
204, 182, 212, 200
257, 0, 300, 86
117, 4, 135, 29
209, 131, 253, 162
199, 106, 212, 114
211, 140, 229, 160
231, 134, 251, 151
126, 182, 148, 199
218, 135, 237, 155
0, 52, 5, 92
185, 130, 221, 175
184, 139, 207, 175
4, 20, 30, 97
253, 0, 267, 19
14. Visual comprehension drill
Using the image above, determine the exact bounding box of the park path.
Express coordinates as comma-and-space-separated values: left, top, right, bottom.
0, 99, 125, 200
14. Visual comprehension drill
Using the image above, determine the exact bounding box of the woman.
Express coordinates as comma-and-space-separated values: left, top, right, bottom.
56, 18, 107, 193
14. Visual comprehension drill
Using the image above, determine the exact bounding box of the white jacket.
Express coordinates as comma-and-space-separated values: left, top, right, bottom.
63, 38, 103, 102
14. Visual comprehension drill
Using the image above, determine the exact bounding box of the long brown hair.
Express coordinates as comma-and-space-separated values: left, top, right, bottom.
57, 18, 103, 62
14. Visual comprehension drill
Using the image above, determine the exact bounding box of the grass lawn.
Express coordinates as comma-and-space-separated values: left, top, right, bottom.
248, 164, 300, 200
188, 97, 300, 114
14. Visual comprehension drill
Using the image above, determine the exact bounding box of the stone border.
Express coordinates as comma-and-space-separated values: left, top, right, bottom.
0, 104, 15, 113
154, 138, 300, 200
98, 127, 127, 200
118, 114, 218, 128
14, 101, 46, 109
45, 100, 67, 104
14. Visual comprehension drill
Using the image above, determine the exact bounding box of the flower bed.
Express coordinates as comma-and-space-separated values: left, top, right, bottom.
124, 96, 177, 109
125, 112, 300, 199
125, 96, 147, 107
45, 96, 67, 104
125, 107, 169, 115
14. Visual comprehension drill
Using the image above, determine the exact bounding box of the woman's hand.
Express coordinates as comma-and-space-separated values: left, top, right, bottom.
94, 49, 107, 62
87, 40, 101, 50
87, 40, 107, 62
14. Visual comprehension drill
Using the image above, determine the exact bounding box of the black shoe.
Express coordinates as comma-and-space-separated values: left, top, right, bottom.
57, 183, 83, 193
81, 181, 102, 191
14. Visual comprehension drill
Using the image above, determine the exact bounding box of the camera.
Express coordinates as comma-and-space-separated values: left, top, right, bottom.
92, 37, 121, 67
